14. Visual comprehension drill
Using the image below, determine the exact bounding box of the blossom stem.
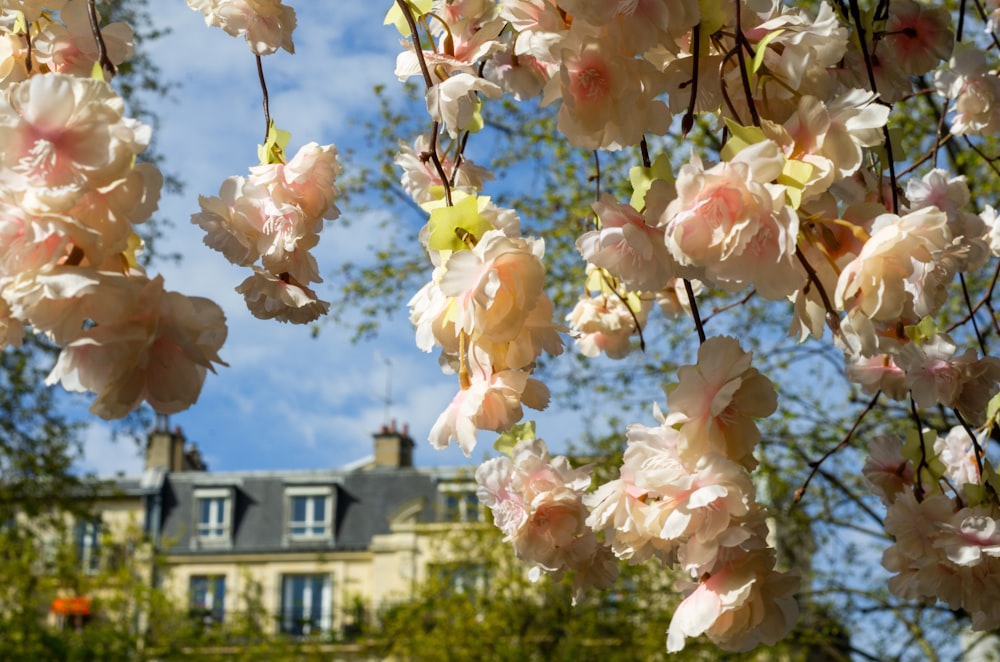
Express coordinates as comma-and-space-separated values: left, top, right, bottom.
959, 272, 987, 355
947, 261, 1000, 336
794, 248, 841, 339
910, 395, 929, 502
683, 278, 706, 344
22, 19, 32, 74
732, 2, 760, 127
86, 0, 115, 79
847, 0, 898, 213
255, 55, 271, 143
702, 288, 756, 325
953, 408, 985, 481
591, 150, 601, 201
681, 24, 701, 136
396, 0, 434, 90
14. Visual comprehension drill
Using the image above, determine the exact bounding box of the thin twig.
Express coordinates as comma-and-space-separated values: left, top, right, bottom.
793, 391, 880, 505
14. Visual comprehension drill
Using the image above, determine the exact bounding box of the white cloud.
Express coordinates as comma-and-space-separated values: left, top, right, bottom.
77, 423, 145, 477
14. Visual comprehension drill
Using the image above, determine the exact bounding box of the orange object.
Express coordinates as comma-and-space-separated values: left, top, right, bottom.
51, 597, 91, 616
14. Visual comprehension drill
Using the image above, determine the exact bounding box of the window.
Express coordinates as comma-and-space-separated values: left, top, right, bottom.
280, 574, 332, 636
286, 487, 333, 540
439, 484, 481, 523
194, 488, 232, 543
74, 517, 101, 574
435, 562, 488, 595
189, 575, 226, 625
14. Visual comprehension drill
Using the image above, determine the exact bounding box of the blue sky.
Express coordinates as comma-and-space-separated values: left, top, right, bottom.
77, 3, 472, 474
73, 2, 645, 477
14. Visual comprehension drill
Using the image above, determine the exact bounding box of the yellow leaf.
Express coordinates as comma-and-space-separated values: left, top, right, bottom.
12, 12, 27, 34
494, 421, 536, 456
777, 159, 813, 209
384, 0, 433, 37
629, 154, 673, 210
91, 60, 105, 82
427, 195, 492, 252
752, 29, 785, 74
721, 118, 766, 161
697, 0, 727, 40
257, 122, 291, 165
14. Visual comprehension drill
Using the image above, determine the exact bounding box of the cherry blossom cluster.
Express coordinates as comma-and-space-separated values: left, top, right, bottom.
388, 0, 1000, 652
186, 0, 340, 324
475, 436, 617, 604
864, 427, 1000, 629
0, 4, 228, 419
587, 337, 798, 651
186, 0, 296, 55
192, 141, 340, 324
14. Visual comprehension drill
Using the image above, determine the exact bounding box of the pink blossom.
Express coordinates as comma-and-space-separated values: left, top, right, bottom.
236, 267, 329, 324
438, 229, 546, 345
576, 195, 676, 293
835, 207, 951, 323
666, 336, 777, 469
0, 73, 150, 214
565, 293, 647, 359
667, 549, 799, 652
879, 0, 954, 77
476, 438, 616, 599
32, 1, 134, 77
45, 274, 228, 419
429, 368, 549, 455
862, 435, 915, 505
660, 141, 799, 299
187, 0, 296, 55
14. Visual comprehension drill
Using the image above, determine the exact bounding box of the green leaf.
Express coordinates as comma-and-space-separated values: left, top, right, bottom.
494, 421, 536, 456
987, 391, 1000, 427
427, 195, 492, 252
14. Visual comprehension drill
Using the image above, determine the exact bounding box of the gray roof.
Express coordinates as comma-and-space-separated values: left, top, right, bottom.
156, 465, 477, 556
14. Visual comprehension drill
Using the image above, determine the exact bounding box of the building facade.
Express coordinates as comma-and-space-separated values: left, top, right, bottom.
91, 420, 481, 640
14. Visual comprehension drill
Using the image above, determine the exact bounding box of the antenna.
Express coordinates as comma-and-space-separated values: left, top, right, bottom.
383, 357, 393, 424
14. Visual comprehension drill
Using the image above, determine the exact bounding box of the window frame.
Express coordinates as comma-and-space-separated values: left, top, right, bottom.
194, 488, 233, 545
74, 516, 102, 575
285, 486, 334, 542
279, 573, 332, 636
188, 574, 226, 626
438, 482, 482, 523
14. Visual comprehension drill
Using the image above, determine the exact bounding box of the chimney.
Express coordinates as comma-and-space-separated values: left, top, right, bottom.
373, 420, 414, 469
145, 415, 206, 472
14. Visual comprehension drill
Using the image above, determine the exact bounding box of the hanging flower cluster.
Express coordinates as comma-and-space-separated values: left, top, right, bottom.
186, 1, 339, 324
865, 426, 1000, 629
0, 5, 227, 419
387, 0, 1000, 652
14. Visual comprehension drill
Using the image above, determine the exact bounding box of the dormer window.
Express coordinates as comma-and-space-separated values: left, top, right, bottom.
194, 488, 233, 545
438, 482, 481, 523
286, 486, 334, 541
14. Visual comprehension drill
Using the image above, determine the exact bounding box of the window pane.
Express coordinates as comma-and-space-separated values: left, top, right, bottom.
312, 496, 325, 522
292, 496, 307, 522
281, 574, 330, 635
